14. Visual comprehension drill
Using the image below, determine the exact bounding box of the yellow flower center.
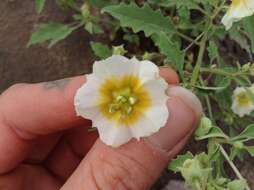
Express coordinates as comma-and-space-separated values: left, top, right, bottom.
236, 91, 252, 106
98, 75, 151, 126
232, 0, 242, 7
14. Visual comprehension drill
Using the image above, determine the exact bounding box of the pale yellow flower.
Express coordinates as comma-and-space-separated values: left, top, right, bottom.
222, 0, 254, 30
74, 55, 169, 147
232, 85, 254, 117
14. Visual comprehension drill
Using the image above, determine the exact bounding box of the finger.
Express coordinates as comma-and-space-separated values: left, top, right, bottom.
159, 66, 179, 85
61, 86, 202, 190
0, 164, 61, 190
0, 76, 87, 174
0, 67, 177, 174
45, 127, 98, 181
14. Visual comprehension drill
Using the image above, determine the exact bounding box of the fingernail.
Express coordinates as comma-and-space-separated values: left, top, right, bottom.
147, 86, 202, 153
167, 86, 203, 118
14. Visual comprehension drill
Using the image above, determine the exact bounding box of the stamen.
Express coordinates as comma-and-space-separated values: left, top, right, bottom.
129, 96, 137, 105
108, 89, 138, 115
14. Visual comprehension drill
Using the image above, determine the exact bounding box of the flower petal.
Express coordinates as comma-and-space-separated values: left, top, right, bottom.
232, 102, 254, 117
74, 74, 101, 118
142, 78, 168, 105
74, 55, 169, 147
138, 59, 160, 84
231, 86, 254, 117
94, 115, 133, 147
222, 0, 254, 30
93, 55, 139, 79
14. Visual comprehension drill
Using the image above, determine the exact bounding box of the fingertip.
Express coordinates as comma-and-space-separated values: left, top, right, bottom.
159, 66, 179, 85
147, 86, 202, 154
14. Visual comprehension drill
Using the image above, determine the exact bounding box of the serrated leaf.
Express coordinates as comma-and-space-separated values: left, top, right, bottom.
242, 15, 254, 53
168, 152, 193, 172
28, 22, 76, 48
103, 3, 175, 37
35, 0, 46, 13
153, 32, 184, 71
233, 124, 254, 141
90, 42, 112, 59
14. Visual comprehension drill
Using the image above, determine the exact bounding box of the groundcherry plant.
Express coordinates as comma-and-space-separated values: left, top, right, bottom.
29, 0, 254, 189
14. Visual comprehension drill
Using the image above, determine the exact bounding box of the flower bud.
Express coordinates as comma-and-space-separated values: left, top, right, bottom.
195, 117, 213, 137
112, 45, 127, 56
81, 3, 91, 19
233, 141, 244, 149
179, 153, 212, 190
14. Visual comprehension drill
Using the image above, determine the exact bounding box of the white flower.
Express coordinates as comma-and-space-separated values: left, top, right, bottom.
222, 0, 254, 30
74, 55, 169, 147
232, 86, 254, 117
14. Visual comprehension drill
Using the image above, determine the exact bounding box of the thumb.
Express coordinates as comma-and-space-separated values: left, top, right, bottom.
61, 86, 202, 190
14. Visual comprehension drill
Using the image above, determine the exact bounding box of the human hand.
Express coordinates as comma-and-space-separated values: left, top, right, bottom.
0, 67, 202, 190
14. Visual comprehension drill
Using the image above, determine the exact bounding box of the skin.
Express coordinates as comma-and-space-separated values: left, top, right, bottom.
0, 67, 200, 190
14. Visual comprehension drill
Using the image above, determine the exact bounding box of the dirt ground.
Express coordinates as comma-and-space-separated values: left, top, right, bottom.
0, 0, 94, 92
0, 1, 253, 190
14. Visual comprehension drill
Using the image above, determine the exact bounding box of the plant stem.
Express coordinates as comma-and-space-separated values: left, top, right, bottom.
199, 77, 214, 121
200, 67, 247, 77
190, 34, 207, 87
184, 31, 205, 52
219, 145, 251, 190
176, 31, 196, 44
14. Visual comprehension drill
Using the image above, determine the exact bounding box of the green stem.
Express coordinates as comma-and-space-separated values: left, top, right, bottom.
199, 77, 214, 121
176, 31, 196, 44
184, 31, 205, 52
190, 34, 207, 87
219, 145, 251, 190
200, 68, 247, 77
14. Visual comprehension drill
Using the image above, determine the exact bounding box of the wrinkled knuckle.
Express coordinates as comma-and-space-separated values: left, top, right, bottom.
90, 152, 152, 190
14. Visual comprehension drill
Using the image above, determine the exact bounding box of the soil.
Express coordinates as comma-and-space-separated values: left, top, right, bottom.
0, 1, 253, 190
0, 0, 94, 92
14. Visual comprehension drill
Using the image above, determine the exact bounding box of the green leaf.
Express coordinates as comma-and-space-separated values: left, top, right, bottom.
153, 32, 184, 71
194, 85, 227, 91
85, 22, 103, 34
242, 15, 254, 53
148, 0, 177, 7
56, 0, 76, 9
214, 76, 231, 90
207, 41, 219, 63
227, 179, 247, 190
148, 0, 201, 10
196, 126, 228, 140
168, 152, 194, 172
233, 124, 254, 141
90, 42, 112, 59
245, 146, 254, 156
90, 0, 116, 8
35, 0, 46, 13
28, 22, 76, 48
228, 25, 251, 54
103, 3, 175, 37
